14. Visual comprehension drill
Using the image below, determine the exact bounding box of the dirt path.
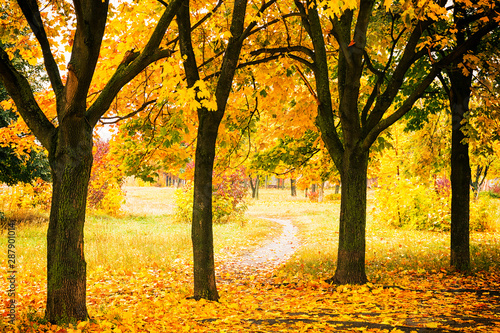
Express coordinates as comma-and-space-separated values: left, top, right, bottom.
218, 217, 300, 283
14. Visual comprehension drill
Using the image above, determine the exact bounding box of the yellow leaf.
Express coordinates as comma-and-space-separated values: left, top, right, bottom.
76, 321, 88, 330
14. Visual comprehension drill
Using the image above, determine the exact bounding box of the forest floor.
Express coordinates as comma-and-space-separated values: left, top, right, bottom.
120, 186, 500, 332
2, 186, 500, 332
217, 216, 300, 284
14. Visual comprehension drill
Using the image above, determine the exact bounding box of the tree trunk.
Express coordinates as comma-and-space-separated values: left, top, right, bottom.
448, 3, 474, 272
255, 176, 260, 200
471, 165, 489, 199
250, 176, 260, 199
330, 148, 369, 284
191, 114, 220, 301
318, 181, 325, 202
45, 118, 93, 322
250, 177, 255, 197
449, 67, 472, 272
290, 178, 297, 196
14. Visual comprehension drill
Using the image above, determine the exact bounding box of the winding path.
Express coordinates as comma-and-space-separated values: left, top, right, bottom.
218, 217, 300, 282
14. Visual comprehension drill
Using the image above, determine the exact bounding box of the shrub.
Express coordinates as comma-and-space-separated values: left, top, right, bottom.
308, 191, 319, 202
0, 179, 51, 228
374, 177, 497, 232
0, 180, 51, 212
174, 167, 249, 224
87, 140, 125, 215
470, 196, 498, 232
434, 177, 451, 196
374, 178, 451, 231
324, 193, 341, 201
488, 182, 500, 198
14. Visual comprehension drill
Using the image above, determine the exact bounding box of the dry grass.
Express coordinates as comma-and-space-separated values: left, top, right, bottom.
3, 186, 499, 286
260, 188, 500, 284
121, 186, 177, 216
0, 186, 283, 278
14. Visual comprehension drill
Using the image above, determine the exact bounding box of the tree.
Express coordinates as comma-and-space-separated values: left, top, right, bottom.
446, 14, 474, 272
280, 0, 499, 284
177, 0, 246, 301
0, 0, 182, 323
177, 0, 283, 300
446, 1, 500, 271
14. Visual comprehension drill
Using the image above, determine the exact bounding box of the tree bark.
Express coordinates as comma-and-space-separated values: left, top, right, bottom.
330, 148, 369, 284
191, 113, 220, 300
471, 165, 489, 198
250, 176, 260, 199
446, 1, 482, 272
449, 64, 472, 272
177, 0, 250, 300
290, 178, 297, 196
46, 116, 93, 322
318, 181, 325, 202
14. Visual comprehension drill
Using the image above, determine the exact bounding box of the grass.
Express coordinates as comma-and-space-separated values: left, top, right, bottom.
1, 186, 500, 332
3, 186, 499, 282
271, 189, 500, 285
0, 186, 282, 279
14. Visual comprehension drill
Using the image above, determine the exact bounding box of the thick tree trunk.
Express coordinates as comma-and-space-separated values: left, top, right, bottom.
45, 117, 93, 322
331, 148, 369, 284
449, 69, 472, 272
192, 114, 220, 301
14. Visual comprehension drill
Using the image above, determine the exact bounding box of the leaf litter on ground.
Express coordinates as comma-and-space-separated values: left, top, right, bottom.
1, 188, 500, 332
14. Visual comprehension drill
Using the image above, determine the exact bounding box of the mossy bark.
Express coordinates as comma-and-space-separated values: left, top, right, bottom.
46, 114, 93, 322
191, 112, 220, 301
331, 148, 369, 284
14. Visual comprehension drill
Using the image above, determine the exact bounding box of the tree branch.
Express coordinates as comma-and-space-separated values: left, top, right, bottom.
86, 0, 182, 127
363, 19, 434, 132
295, 65, 319, 105
0, 47, 56, 151
364, 19, 499, 149
16, 0, 64, 104
250, 45, 314, 60
99, 99, 157, 124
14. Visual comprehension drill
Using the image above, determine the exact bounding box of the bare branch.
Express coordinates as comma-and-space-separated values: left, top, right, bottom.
250, 45, 314, 60
99, 99, 157, 125
295, 65, 319, 105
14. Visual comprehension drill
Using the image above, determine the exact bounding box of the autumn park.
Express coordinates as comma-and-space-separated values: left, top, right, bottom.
1, 0, 500, 331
